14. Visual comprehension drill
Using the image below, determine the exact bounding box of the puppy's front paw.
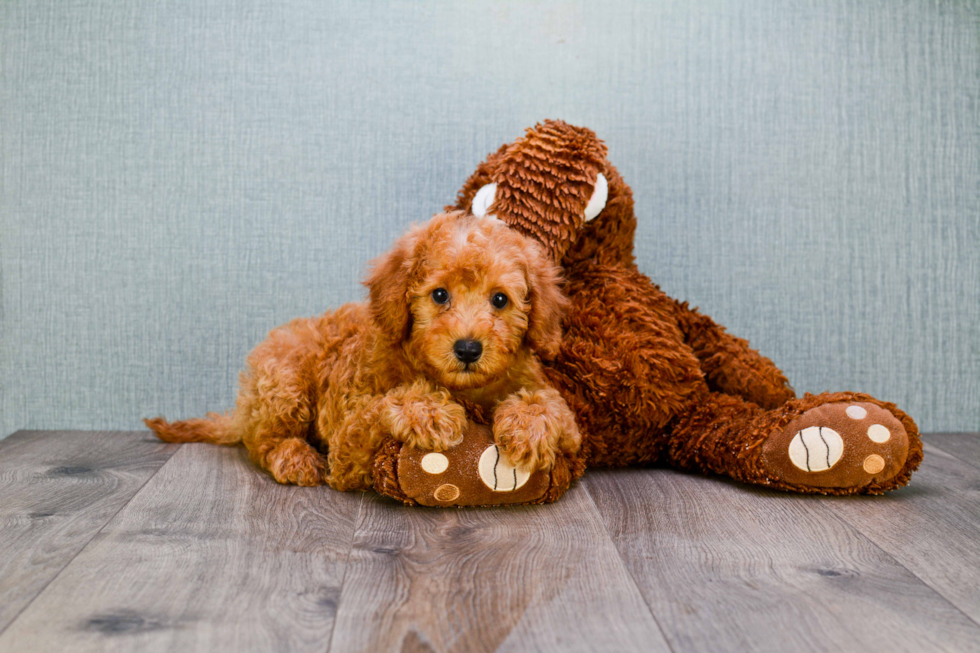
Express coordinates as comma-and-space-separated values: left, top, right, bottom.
493, 388, 581, 471
382, 388, 467, 452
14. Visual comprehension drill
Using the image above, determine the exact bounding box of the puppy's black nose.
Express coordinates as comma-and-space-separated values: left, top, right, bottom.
453, 339, 483, 364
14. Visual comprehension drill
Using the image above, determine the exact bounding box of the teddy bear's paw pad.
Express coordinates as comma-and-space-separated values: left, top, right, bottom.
433, 483, 460, 502
420, 453, 450, 474
787, 427, 844, 472
478, 445, 531, 492
761, 402, 909, 489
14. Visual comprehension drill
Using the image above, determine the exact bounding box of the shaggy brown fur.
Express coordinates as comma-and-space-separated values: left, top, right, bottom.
146, 212, 580, 489
439, 120, 922, 496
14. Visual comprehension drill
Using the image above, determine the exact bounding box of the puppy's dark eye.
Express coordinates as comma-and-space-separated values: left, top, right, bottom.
491, 292, 509, 309
431, 288, 450, 305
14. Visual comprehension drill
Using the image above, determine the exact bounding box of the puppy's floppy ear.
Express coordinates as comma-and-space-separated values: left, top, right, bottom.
523, 240, 568, 361
364, 230, 417, 343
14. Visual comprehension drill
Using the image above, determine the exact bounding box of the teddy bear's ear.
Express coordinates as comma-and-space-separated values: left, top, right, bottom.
363, 231, 417, 344
583, 173, 608, 222
522, 240, 569, 361
471, 183, 497, 218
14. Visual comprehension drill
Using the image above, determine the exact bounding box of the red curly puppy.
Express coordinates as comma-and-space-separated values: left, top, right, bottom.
146, 211, 580, 490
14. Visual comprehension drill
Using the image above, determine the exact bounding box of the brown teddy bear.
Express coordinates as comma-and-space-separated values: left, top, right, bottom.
374, 120, 921, 506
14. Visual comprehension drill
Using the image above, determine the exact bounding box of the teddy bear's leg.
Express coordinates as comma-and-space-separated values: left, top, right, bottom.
672, 301, 796, 410
664, 391, 922, 494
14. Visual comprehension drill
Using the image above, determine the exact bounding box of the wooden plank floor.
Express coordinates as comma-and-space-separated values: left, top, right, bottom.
1, 432, 978, 653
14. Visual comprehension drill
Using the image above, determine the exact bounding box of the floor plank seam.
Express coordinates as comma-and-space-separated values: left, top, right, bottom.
0, 440, 180, 639
580, 477, 679, 653
822, 497, 980, 632
324, 490, 365, 653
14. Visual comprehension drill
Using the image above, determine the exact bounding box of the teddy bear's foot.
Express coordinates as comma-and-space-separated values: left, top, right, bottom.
373, 420, 577, 507
761, 402, 910, 490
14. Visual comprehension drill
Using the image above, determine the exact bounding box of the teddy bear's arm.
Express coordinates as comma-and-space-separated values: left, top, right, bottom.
555, 264, 708, 438
672, 300, 795, 410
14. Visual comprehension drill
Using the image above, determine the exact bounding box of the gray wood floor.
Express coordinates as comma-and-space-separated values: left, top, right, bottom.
1, 431, 978, 653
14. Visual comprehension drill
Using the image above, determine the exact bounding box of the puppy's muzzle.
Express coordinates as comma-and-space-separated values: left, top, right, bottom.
453, 339, 483, 364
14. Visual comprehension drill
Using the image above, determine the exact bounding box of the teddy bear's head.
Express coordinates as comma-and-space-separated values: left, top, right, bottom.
449, 120, 636, 268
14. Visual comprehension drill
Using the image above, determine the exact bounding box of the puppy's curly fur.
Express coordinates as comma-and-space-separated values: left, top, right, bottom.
146, 212, 580, 489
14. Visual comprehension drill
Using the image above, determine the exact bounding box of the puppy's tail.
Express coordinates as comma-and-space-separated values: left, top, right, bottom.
144, 412, 241, 445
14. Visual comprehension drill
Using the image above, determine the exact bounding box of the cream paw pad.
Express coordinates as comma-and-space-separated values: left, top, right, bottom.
762, 402, 910, 489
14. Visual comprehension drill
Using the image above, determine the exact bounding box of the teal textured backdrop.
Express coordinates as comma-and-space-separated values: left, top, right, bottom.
2, 0, 978, 437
